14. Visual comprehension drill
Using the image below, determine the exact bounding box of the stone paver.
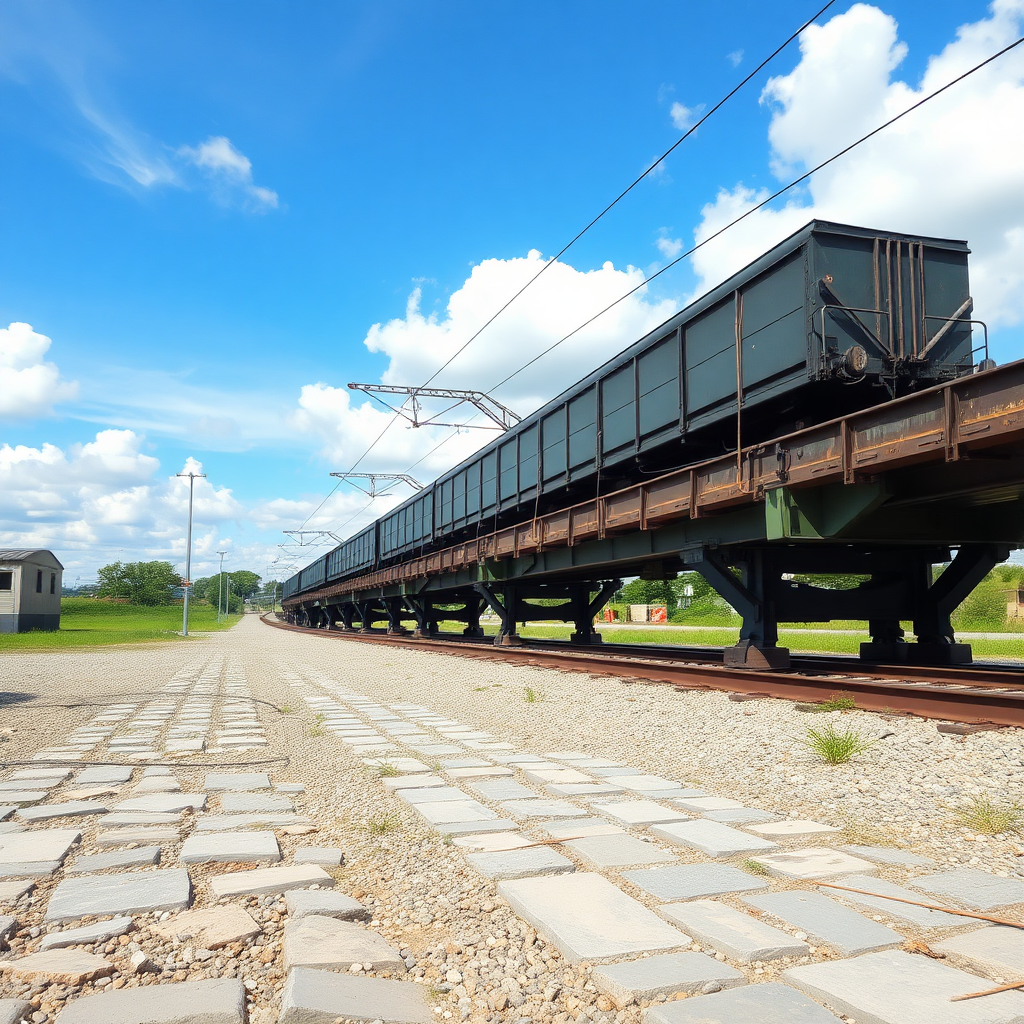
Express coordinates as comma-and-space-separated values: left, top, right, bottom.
750, 847, 877, 880
40, 917, 133, 950
642, 982, 843, 1023
283, 915, 405, 971
909, 868, 1024, 911
651, 820, 778, 858
593, 951, 745, 1007
45, 868, 192, 922
498, 872, 688, 962
293, 846, 345, 866
0, 1001, 29, 1024
466, 847, 574, 880
381, 775, 446, 791
0, 881, 33, 903
203, 772, 270, 791
743, 890, 903, 955
1, 949, 112, 984
18, 802, 108, 822
218, 793, 293, 813
194, 813, 307, 831
210, 864, 334, 897
839, 844, 934, 867
784, 948, 1024, 1023
659, 900, 808, 962
624, 863, 768, 901
413, 799, 497, 825
55, 977, 246, 1023
565, 834, 676, 868
703, 807, 778, 824
279, 967, 433, 1023
69, 846, 160, 873
152, 905, 261, 948
499, 798, 588, 819
597, 801, 688, 826
746, 820, 840, 839
96, 826, 180, 846
180, 831, 281, 864
934, 926, 1024, 980
817, 874, 962, 927
285, 890, 368, 921
75, 767, 133, 785
113, 794, 206, 813
397, 786, 470, 805
467, 779, 536, 801
673, 797, 744, 812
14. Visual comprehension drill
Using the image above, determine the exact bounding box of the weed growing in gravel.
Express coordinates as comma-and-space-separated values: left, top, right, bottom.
816, 694, 857, 712
524, 687, 545, 703
314, 713, 326, 722
374, 761, 400, 778
955, 796, 1024, 835
839, 818, 896, 846
740, 858, 771, 876
306, 725, 326, 739
804, 724, 876, 764
473, 686, 489, 691
428, 761, 443, 772
362, 813, 401, 836
279, 704, 293, 714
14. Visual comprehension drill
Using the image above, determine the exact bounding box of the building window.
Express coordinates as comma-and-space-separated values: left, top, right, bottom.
50, 573, 56, 595
0, 571, 12, 591
36, 570, 43, 593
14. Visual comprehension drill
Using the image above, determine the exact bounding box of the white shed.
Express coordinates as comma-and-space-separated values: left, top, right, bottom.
0, 550, 63, 633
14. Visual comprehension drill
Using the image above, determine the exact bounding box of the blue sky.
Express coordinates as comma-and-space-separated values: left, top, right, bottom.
2, 0, 1022, 583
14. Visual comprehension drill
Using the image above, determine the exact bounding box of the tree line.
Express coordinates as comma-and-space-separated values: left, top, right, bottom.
93, 561, 263, 608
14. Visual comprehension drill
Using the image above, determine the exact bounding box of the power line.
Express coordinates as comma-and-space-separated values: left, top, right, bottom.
296, 1, 837, 522
482, 33, 1024, 396
414, 0, 837, 393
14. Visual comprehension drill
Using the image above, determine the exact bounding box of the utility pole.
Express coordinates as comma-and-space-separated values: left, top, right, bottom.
176, 470, 207, 636
216, 550, 227, 623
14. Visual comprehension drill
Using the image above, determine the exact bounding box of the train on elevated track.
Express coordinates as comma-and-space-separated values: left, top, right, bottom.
284, 220, 985, 605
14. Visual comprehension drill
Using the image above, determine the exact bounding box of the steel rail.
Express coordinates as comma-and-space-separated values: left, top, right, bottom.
260, 615, 1024, 728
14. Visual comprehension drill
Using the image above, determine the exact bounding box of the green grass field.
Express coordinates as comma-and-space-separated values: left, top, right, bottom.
0, 598, 241, 652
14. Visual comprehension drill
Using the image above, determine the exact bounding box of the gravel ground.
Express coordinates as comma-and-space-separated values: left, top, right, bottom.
0, 615, 1020, 1023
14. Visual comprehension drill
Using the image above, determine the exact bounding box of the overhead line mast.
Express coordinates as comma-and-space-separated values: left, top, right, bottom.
347, 383, 520, 431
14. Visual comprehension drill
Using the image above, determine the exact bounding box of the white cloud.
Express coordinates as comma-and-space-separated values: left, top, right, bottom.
670, 101, 705, 131
688, 1, 1024, 346
655, 231, 684, 259
287, 249, 677, 490
0, 431, 331, 581
727, 49, 744, 67
178, 136, 279, 211
0, 323, 79, 418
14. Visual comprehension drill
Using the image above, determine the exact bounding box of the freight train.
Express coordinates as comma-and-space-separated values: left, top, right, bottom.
284, 220, 983, 602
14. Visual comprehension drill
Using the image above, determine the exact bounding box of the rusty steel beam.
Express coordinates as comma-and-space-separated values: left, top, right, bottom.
261, 616, 1024, 728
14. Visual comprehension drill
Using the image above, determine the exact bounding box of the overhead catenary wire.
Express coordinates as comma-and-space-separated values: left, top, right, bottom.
481, 34, 1024, 396
294, 1, 838, 528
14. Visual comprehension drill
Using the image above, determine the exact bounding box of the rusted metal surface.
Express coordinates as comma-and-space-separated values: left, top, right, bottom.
261, 615, 1024, 728
286, 359, 1024, 610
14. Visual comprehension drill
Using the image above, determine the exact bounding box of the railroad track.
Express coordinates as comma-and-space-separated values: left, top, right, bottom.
261, 614, 1024, 729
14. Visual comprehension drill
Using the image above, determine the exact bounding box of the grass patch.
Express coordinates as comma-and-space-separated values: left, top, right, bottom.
740, 858, 771, 876
838, 818, 896, 846
805, 724, 876, 764
279, 704, 293, 714
373, 761, 400, 778
954, 796, 1024, 835
524, 687, 544, 703
810, 694, 858, 713
0, 598, 242, 652
361, 813, 401, 836
306, 725, 326, 739
473, 686, 489, 691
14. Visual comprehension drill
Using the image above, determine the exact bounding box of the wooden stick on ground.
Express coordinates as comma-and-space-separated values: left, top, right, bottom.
816, 882, 1024, 929
951, 980, 1024, 1002
509, 835, 594, 850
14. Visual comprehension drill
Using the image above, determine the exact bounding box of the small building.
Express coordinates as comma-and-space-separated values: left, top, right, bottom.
0, 550, 63, 633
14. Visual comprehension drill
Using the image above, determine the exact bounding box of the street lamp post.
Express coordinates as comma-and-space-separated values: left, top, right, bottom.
216, 550, 227, 623
176, 470, 207, 636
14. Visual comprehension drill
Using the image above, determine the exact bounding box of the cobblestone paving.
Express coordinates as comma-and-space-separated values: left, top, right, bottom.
0, 616, 1022, 1023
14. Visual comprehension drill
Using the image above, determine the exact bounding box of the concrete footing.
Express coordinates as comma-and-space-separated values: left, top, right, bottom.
860, 642, 973, 665
723, 641, 791, 671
